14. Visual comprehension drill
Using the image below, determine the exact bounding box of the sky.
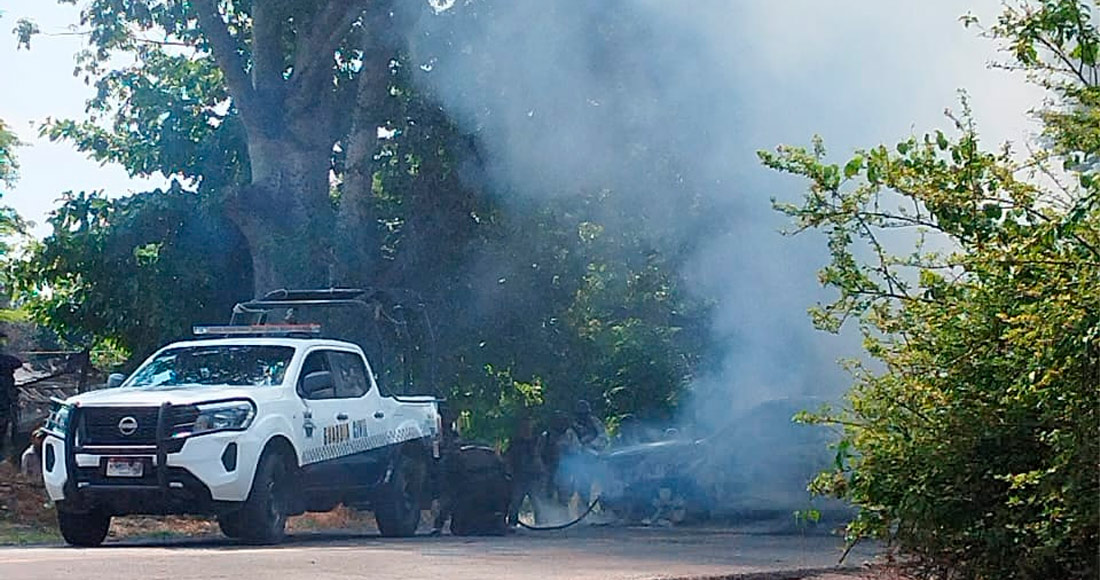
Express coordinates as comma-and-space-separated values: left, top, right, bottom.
0, 1, 167, 237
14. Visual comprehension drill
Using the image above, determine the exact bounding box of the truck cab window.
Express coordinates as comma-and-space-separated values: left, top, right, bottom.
329, 351, 370, 399
298, 351, 335, 400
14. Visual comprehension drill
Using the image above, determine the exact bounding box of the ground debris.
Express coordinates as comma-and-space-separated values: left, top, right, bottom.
1, 461, 387, 544
666, 564, 911, 580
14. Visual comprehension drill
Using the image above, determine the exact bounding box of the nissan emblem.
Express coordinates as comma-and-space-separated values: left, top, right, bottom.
118, 416, 139, 436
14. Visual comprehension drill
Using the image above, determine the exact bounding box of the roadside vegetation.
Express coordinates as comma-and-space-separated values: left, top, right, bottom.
761, 2, 1099, 578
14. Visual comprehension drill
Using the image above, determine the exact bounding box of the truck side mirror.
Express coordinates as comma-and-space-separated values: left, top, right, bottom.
107, 373, 127, 388
301, 370, 335, 399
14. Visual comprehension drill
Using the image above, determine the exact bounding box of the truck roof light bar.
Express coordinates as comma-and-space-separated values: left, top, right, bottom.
192, 324, 322, 336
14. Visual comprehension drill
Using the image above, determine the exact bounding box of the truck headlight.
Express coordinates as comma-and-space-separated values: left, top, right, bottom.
45, 399, 73, 436
191, 400, 256, 436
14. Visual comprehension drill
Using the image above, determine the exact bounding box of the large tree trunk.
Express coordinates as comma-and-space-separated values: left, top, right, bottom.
192, 0, 397, 297
230, 137, 337, 296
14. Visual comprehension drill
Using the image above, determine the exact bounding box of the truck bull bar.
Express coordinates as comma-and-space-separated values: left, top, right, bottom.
62, 401, 189, 505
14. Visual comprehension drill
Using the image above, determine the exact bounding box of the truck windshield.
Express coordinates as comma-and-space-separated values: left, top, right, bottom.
127, 345, 295, 388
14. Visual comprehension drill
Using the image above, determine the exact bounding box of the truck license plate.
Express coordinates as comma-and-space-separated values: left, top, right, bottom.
106, 458, 144, 478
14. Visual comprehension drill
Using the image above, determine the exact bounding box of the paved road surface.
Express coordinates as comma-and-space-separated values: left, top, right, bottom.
0, 526, 877, 580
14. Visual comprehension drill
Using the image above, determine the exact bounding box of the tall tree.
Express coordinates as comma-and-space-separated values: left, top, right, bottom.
38, 0, 419, 294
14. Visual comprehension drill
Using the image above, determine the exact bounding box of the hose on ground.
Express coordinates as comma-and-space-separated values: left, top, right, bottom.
516, 496, 600, 531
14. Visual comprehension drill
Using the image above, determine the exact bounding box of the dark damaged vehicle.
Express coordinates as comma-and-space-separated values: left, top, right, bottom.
596, 398, 840, 524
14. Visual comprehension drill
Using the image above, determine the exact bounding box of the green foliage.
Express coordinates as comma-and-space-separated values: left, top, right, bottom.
14, 188, 252, 366
761, 3, 1099, 578
0, 118, 20, 191
441, 189, 714, 442
41, 51, 243, 189
0, 115, 30, 307
453, 365, 545, 444
22, 2, 243, 187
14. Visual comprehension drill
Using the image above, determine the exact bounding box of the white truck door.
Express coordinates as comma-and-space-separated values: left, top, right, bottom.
326, 349, 390, 488
296, 349, 353, 491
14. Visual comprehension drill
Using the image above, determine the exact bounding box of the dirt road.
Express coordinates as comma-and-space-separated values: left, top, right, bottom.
0, 525, 878, 580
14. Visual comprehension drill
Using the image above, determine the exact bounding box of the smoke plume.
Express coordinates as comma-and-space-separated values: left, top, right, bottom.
406, 0, 1039, 514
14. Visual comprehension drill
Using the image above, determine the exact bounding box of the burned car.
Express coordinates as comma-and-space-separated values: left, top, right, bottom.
598, 435, 712, 524
595, 398, 840, 525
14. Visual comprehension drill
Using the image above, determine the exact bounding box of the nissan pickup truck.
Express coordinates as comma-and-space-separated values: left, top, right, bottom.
41, 296, 441, 546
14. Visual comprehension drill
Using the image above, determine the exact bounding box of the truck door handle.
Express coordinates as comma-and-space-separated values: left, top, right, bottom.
373, 411, 384, 419
336, 413, 349, 421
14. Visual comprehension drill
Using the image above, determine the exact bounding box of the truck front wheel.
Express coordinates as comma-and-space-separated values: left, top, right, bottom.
57, 508, 111, 547
375, 454, 424, 537
238, 452, 291, 544
217, 512, 244, 538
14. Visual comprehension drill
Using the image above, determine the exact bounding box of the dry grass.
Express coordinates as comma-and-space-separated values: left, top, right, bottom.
0, 460, 60, 544
288, 505, 379, 532
1, 460, 388, 544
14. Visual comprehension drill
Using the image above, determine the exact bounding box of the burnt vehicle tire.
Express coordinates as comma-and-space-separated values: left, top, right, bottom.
238, 452, 291, 545
619, 478, 709, 525
57, 508, 111, 547
217, 512, 244, 538
375, 454, 425, 537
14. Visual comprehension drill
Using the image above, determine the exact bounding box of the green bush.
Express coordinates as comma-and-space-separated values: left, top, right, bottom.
760, 3, 1099, 577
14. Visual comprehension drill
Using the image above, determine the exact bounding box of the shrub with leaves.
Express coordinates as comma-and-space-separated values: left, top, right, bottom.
760, 2, 1099, 578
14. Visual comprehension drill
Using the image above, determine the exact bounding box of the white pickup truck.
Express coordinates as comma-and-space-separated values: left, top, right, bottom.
40, 291, 441, 546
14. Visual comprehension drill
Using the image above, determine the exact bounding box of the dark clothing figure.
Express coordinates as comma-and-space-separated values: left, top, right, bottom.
572, 400, 608, 452
447, 445, 510, 536
431, 414, 461, 534
0, 352, 22, 458
542, 411, 582, 506
565, 401, 607, 506
505, 417, 546, 525
615, 414, 647, 447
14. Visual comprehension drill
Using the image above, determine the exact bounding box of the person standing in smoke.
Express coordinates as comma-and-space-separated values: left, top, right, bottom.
572, 399, 608, 452
542, 411, 580, 507
567, 400, 607, 506
0, 332, 23, 461
430, 408, 462, 535
505, 414, 546, 527
614, 413, 650, 447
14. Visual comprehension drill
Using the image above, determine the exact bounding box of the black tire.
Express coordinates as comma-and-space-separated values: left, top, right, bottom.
57, 508, 111, 547
217, 512, 244, 538
375, 454, 424, 537
238, 452, 291, 545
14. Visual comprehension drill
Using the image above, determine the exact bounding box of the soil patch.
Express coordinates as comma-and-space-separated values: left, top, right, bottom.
0, 461, 386, 544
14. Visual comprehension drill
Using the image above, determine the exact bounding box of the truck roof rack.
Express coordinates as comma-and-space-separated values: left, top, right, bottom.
222, 288, 438, 398
234, 287, 425, 313
259, 288, 368, 302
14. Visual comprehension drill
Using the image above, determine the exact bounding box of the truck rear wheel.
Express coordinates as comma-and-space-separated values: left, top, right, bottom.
58, 508, 111, 547
238, 452, 291, 544
375, 454, 424, 537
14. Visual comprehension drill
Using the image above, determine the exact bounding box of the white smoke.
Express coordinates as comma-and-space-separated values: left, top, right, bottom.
405, 0, 1041, 512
